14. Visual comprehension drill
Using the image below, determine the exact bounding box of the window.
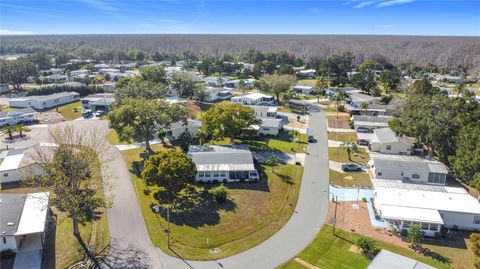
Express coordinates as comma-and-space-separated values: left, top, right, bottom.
403, 221, 411, 228
214, 172, 219, 177
412, 174, 420, 179
428, 173, 446, 184
429, 224, 438, 231
377, 171, 382, 176
386, 145, 392, 150
421, 223, 429, 230
220, 172, 226, 177
3, 237, 6, 244
198, 172, 204, 178
3, 173, 7, 177
474, 216, 480, 225
204, 172, 211, 177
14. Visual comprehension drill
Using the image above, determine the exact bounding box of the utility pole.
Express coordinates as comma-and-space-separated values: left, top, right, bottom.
333, 195, 338, 235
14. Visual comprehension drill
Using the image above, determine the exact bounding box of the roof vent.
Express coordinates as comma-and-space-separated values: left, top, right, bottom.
6, 222, 14, 226
2, 231, 5, 234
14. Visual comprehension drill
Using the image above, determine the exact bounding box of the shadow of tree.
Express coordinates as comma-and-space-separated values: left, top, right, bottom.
273, 171, 295, 185
418, 247, 451, 264
100, 240, 152, 269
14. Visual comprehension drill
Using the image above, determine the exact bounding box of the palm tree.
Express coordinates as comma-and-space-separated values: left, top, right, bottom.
360, 102, 369, 115
2, 125, 15, 140
340, 140, 359, 162
266, 155, 280, 172
288, 129, 300, 142
15, 124, 28, 138
333, 90, 347, 119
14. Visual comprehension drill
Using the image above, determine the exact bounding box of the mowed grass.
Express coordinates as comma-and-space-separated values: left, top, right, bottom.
278, 225, 451, 269
328, 132, 358, 142
121, 146, 304, 260
105, 129, 124, 145
47, 101, 83, 121
329, 169, 372, 187
209, 131, 308, 154
328, 147, 369, 164
0, 184, 109, 269
422, 234, 475, 269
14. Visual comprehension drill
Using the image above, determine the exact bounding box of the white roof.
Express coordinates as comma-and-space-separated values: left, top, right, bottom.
379, 205, 444, 224
0, 148, 26, 172
372, 128, 399, 143
355, 121, 389, 128
374, 182, 480, 216
15, 192, 49, 235
233, 92, 273, 101
368, 249, 435, 269
370, 153, 448, 174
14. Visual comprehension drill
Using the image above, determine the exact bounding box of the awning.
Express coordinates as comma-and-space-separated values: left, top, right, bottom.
379, 205, 444, 224
15, 192, 49, 236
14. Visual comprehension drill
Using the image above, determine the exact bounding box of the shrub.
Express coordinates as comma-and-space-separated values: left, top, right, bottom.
338, 104, 345, 112
380, 94, 393, 104
210, 185, 228, 203
355, 237, 379, 256
407, 224, 424, 249
361, 197, 367, 202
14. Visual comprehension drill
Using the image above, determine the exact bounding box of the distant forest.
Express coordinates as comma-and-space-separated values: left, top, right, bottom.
2, 35, 480, 72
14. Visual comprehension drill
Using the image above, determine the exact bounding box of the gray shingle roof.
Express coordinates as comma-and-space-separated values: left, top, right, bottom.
371, 153, 448, 174
373, 128, 398, 143
188, 145, 255, 172
0, 194, 26, 236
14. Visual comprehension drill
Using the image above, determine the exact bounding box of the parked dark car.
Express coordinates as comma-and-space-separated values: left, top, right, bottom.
356, 127, 371, 133
308, 135, 316, 143
342, 163, 363, 172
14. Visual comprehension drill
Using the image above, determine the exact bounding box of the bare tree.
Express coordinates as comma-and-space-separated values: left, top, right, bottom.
24, 125, 112, 268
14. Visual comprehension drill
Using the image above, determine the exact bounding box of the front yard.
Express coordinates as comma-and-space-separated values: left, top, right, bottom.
278, 225, 451, 269
121, 144, 304, 260
328, 132, 358, 142
328, 147, 369, 164
47, 101, 83, 121
329, 169, 372, 187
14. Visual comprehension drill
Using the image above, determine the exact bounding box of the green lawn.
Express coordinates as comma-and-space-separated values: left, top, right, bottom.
105, 129, 124, 145
278, 225, 452, 269
328, 132, 358, 142
121, 146, 304, 260
278, 103, 309, 115
329, 169, 372, 187
298, 79, 317, 85
328, 147, 369, 164
47, 101, 83, 121
209, 131, 308, 154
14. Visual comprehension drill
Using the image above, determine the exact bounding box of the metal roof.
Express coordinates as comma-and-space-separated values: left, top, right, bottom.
370, 153, 448, 174
368, 250, 435, 269
373, 128, 399, 143
188, 145, 255, 172
15, 192, 49, 236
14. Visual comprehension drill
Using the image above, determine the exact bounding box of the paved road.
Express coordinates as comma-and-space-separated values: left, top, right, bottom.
1, 112, 330, 269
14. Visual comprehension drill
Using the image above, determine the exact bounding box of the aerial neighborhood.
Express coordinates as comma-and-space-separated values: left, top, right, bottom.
0, 34, 479, 269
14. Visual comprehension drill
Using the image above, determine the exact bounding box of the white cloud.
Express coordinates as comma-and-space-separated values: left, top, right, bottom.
375, 24, 397, 28
0, 29, 35, 35
377, 0, 415, 8
353, 1, 376, 8
77, 0, 118, 12
153, 19, 184, 24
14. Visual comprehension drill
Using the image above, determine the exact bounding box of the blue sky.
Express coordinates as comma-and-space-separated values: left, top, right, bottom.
1, 0, 479, 36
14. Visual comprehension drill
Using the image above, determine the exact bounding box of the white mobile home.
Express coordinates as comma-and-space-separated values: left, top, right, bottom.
188, 145, 259, 183
8, 92, 79, 110
368, 153, 448, 185
231, 92, 275, 105
0, 147, 44, 183
248, 105, 283, 136
0, 192, 49, 265
0, 108, 38, 127
81, 93, 116, 113
373, 179, 480, 236
368, 128, 413, 155
352, 115, 391, 132
204, 88, 232, 102
166, 120, 202, 140
292, 85, 316, 95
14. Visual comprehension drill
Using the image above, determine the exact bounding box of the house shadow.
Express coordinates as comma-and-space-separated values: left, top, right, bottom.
225, 164, 271, 192
418, 247, 451, 264
273, 171, 295, 185
42, 210, 56, 269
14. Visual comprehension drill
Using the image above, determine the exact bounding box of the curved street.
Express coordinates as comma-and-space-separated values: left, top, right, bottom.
104, 110, 330, 269
0, 111, 329, 269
